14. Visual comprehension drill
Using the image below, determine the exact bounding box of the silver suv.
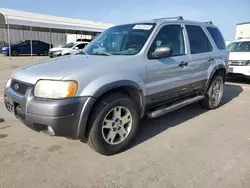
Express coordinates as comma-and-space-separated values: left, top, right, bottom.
4, 17, 228, 155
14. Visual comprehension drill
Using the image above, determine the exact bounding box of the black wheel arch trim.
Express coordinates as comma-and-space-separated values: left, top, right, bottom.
206, 64, 227, 90
76, 80, 146, 141
93, 80, 146, 118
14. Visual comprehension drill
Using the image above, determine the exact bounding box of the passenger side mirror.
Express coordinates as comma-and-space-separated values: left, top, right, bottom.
152, 46, 172, 59
74, 47, 79, 50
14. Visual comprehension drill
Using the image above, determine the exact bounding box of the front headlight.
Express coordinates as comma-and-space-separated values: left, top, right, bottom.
34, 80, 78, 99
246, 61, 250, 66
6, 78, 11, 88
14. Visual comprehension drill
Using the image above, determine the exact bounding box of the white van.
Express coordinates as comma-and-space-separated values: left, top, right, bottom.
227, 38, 250, 79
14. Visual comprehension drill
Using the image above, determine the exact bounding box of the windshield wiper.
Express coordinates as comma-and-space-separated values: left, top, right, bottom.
91, 51, 112, 56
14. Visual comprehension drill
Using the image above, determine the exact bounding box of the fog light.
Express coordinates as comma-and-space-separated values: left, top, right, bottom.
48, 126, 55, 135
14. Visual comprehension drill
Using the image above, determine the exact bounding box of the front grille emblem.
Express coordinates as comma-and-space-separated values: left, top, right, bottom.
14, 83, 19, 90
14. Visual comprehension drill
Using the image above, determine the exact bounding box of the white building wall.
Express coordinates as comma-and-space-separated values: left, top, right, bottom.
236, 23, 250, 39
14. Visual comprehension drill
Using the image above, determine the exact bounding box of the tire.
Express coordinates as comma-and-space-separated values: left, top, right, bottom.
200, 75, 224, 109
11, 50, 18, 56
42, 50, 48, 56
87, 92, 139, 155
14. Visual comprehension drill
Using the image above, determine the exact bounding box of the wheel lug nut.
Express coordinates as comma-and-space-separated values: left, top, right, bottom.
112, 123, 115, 127
113, 128, 116, 131
118, 127, 121, 130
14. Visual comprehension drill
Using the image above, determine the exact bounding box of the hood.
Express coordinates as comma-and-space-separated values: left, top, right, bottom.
49, 47, 67, 52
11, 55, 132, 84
229, 52, 250, 61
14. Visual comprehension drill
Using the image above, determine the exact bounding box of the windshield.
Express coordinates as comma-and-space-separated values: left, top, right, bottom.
227, 41, 250, 52
63, 42, 76, 48
84, 23, 156, 55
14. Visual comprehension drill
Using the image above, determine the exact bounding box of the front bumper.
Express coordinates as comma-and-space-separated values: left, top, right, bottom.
49, 51, 61, 58
228, 65, 250, 77
4, 86, 95, 139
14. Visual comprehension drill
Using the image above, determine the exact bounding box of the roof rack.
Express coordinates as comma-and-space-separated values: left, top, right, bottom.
154, 16, 184, 21
205, 21, 213, 24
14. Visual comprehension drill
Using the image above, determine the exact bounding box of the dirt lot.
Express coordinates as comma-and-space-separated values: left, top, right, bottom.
0, 55, 250, 188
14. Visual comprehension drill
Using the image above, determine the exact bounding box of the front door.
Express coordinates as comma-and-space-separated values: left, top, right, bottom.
146, 24, 192, 106
18, 41, 31, 54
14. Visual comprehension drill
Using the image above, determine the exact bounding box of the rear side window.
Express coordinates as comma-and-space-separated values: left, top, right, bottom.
207, 27, 226, 50
186, 25, 212, 54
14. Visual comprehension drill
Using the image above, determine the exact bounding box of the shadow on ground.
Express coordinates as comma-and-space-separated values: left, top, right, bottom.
129, 83, 243, 149
226, 77, 250, 85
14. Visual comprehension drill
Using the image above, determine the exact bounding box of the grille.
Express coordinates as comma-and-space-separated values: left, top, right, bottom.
10, 79, 32, 95
230, 61, 248, 66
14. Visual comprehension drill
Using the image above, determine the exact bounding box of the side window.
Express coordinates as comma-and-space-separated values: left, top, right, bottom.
32, 41, 40, 45
186, 25, 212, 54
206, 27, 226, 50
21, 41, 30, 46
76, 43, 86, 49
148, 25, 185, 58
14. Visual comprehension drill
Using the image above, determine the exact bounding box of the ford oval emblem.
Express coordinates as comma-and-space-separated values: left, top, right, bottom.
14, 83, 19, 90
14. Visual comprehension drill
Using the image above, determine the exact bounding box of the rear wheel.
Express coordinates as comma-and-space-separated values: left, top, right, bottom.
200, 75, 224, 109
87, 93, 139, 155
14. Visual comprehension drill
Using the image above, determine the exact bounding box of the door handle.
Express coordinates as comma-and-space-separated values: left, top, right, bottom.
179, 61, 188, 67
208, 57, 214, 62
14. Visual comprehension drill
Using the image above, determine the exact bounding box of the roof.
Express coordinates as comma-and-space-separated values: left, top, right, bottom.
0, 8, 114, 32
237, 22, 250, 25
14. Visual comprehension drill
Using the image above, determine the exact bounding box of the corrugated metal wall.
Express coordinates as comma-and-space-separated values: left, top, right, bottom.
0, 27, 67, 47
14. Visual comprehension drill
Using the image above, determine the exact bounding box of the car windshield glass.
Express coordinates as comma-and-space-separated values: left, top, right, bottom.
63, 42, 76, 48
227, 41, 250, 52
84, 23, 156, 55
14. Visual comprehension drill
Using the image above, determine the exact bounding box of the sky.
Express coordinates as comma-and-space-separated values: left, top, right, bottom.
1, 0, 250, 41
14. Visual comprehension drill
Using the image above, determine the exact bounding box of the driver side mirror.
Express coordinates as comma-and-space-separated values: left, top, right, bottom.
152, 46, 172, 59
74, 47, 79, 50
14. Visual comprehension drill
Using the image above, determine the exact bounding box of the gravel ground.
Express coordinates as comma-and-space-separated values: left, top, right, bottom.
0, 55, 250, 188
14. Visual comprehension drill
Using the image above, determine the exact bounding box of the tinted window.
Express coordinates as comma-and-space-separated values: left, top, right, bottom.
227, 41, 250, 52
186, 25, 212, 54
148, 25, 185, 57
207, 27, 226, 50
76, 43, 87, 49
20, 41, 30, 46
33, 41, 40, 45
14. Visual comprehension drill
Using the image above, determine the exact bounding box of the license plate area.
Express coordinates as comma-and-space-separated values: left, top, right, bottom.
5, 96, 16, 114
228, 67, 234, 73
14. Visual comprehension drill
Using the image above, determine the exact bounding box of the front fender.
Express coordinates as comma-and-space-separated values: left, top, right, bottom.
78, 73, 146, 97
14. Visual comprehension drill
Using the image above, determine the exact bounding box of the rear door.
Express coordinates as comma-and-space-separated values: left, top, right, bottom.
145, 24, 192, 105
185, 25, 214, 91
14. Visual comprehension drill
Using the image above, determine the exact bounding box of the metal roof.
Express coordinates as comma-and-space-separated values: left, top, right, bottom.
0, 8, 114, 32
236, 22, 250, 25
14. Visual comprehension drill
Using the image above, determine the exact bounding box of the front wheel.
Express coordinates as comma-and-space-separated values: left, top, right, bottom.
200, 75, 224, 109
87, 93, 139, 155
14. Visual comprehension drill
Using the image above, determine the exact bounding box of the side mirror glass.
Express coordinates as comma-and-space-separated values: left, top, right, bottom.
152, 46, 172, 59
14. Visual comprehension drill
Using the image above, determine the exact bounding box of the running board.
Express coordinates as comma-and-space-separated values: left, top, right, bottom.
147, 95, 205, 118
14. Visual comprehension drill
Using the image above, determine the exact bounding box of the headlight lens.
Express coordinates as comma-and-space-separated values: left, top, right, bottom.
6, 78, 11, 88
34, 80, 78, 99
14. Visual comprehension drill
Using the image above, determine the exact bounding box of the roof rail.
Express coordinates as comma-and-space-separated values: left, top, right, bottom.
205, 21, 213, 24
154, 16, 184, 21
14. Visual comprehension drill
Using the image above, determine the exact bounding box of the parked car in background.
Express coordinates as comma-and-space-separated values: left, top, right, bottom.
227, 38, 250, 79
1, 40, 52, 56
49, 42, 89, 58
4, 17, 228, 155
